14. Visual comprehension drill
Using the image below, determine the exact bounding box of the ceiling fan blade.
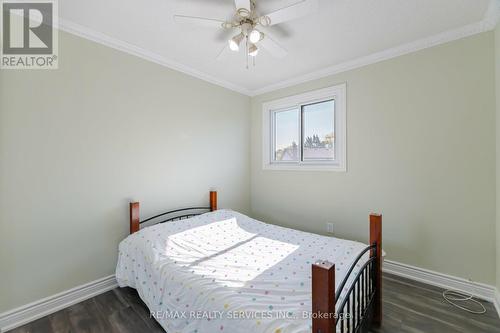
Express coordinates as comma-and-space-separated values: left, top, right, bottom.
259, 35, 287, 58
259, 24, 291, 40
174, 14, 228, 28
215, 28, 234, 42
216, 44, 232, 61
234, 0, 251, 12
259, 0, 318, 26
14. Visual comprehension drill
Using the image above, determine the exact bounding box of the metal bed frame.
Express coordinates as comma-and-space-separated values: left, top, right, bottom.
128, 190, 382, 333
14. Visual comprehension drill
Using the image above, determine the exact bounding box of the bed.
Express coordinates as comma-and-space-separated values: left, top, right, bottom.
116, 191, 382, 333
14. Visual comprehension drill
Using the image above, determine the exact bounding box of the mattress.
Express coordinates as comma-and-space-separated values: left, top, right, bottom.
116, 209, 371, 333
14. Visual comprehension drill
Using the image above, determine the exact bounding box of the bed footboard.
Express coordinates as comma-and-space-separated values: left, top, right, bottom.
312, 214, 382, 333
312, 261, 336, 333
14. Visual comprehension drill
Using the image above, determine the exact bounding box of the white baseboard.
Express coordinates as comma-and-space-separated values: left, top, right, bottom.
494, 290, 500, 320
1, 261, 499, 331
383, 260, 499, 312
0, 275, 117, 332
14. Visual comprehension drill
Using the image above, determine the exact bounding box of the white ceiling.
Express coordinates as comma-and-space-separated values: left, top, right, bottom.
60, 0, 498, 95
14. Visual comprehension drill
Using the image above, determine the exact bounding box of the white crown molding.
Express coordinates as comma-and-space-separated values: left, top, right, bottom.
252, 0, 500, 96
483, 0, 500, 29
58, 19, 253, 97
383, 260, 499, 317
57, 1, 500, 97
0, 275, 117, 332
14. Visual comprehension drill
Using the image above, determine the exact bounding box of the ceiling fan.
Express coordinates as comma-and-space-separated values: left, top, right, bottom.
173, 0, 319, 67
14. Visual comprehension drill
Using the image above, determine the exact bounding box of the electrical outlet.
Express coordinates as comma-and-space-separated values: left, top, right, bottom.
326, 223, 334, 234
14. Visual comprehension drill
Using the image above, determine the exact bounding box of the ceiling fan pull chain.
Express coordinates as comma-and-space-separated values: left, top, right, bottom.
246, 36, 249, 69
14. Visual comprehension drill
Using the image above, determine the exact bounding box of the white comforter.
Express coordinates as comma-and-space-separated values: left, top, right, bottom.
116, 210, 370, 333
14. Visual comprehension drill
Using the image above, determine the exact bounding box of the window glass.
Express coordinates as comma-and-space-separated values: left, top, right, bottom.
274, 109, 299, 161
302, 100, 335, 161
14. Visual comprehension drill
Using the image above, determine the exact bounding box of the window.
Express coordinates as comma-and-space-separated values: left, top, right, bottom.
263, 84, 346, 171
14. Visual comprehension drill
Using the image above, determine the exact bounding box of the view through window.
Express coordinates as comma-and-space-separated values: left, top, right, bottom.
273, 100, 335, 162
274, 109, 299, 161
263, 84, 346, 171
302, 100, 335, 161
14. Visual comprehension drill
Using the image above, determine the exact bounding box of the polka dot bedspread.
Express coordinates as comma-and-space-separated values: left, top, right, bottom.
116, 209, 371, 333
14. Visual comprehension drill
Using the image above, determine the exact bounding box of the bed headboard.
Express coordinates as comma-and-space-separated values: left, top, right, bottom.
129, 191, 217, 234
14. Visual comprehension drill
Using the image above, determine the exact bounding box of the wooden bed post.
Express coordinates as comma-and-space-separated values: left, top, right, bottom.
130, 202, 140, 234
312, 261, 335, 333
210, 191, 217, 211
370, 214, 382, 327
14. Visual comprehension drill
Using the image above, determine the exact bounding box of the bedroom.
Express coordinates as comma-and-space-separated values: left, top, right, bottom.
0, 0, 500, 332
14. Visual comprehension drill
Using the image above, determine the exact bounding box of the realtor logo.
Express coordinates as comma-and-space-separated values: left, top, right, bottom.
1, 0, 58, 69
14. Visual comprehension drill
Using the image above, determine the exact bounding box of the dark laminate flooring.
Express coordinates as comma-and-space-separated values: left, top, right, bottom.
9, 273, 500, 333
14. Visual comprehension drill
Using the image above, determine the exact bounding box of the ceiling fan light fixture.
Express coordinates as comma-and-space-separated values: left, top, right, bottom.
249, 29, 263, 43
229, 33, 244, 51
248, 43, 259, 57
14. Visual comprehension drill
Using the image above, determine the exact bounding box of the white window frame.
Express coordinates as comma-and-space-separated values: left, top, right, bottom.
262, 84, 346, 172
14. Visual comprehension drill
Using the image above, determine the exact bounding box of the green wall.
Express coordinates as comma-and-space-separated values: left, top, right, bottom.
1, 27, 498, 315
0, 31, 251, 312
251, 32, 497, 285
496, 22, 500, 292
